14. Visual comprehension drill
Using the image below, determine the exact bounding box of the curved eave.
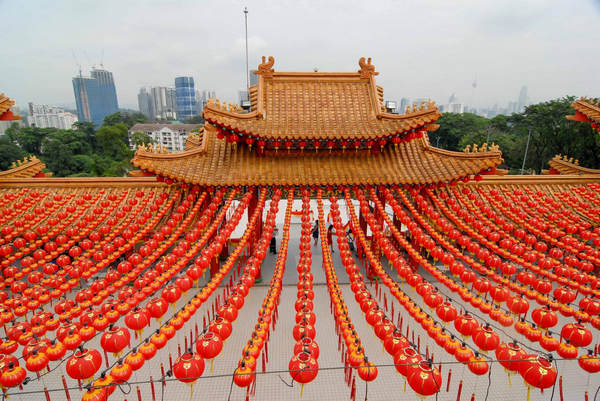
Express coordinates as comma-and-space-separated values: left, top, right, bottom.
548, 156, 600, 175
0, 157, 46, 178
129, 131, 503, 187
569, 98, 600, 124
203, 107, 441, 141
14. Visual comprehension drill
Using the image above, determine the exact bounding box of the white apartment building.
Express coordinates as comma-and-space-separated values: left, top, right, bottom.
128, 123, 202, 152
27, 103, 78, 129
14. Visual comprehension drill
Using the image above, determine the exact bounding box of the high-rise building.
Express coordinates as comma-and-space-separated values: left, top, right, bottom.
72, 67, 119, 127
250, 70, 258, 86
399, 98, 410, 114
174, 77, 197, 120
443, 103, 464, 114
137, 88, 153, 119
138, 87, 178, 120
27, 103, 78, 129
238, 90, 249, 103
518, 86, 528, 113
151, 87, 177, 120
197, 90, 216, 113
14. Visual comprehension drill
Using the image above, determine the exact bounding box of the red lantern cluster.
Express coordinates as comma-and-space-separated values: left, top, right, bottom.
288, 193, 319, 393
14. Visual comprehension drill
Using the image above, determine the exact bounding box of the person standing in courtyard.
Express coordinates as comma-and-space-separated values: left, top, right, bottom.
312, 219, 319, 245
327, 223, 334, 253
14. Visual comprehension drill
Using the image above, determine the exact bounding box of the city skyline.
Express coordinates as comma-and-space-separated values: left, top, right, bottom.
3, 1, 600, 111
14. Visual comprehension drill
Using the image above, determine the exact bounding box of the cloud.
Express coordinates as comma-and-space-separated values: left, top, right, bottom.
2, 0, 600, 111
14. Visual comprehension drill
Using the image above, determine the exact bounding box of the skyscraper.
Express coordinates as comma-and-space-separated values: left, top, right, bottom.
138, 88, 153, 119
72, 67, 119, 127
250, 70, 258, 86
518, 86, 528, 113
196, 90, 215, 114
151, 87, 177, 120
175, 77, 197, 120
399, 98, 410, 113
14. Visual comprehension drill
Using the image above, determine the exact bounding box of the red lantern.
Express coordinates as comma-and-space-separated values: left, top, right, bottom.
66, 348, 102, 381
173, 352, 205, 398
124, 350, 145, 371
519, 355, 557, 397
110, 361, 133, 384
125, 308, 150, 337
294, 337, 320, 359
0, 363, 26, 389
209, 317, 233, 341
468, 354, 489, 375
196, 332, 223, 372
496, 341, 526, 383
531, 306, 558, 330
357, 358, 378, 381
394, 346, 422, 377
578, 351, 600, 373
233, 361, 255, 388
147, 298, 168, 321
100, 326, 130, 357
407, 360, 442, 397
25, 350, 49, 374
561, 323, 593, 347
289, 351, 318, 395
435, 301, 457, 323
454, 314, 478, 338
507, 295, 529, 317
472, 325, 500, 352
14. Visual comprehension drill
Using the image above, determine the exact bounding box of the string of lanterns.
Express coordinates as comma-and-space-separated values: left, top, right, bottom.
315, 191, 373, 401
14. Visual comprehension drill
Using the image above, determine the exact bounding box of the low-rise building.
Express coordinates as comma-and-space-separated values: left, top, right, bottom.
128, 123, 202, 152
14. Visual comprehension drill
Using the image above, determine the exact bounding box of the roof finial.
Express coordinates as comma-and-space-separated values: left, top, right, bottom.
256, 56, 275, 77
358, 57, 378, 78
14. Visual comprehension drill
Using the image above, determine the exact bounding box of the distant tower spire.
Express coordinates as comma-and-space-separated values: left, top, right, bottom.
244, 7, 249, 93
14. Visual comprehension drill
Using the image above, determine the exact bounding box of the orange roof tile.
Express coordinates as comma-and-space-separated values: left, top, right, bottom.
131, 127, 502, 186
202, 57, 441, 141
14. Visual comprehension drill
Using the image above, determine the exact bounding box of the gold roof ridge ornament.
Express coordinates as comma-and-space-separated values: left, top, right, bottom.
358, 57, 378, 78
255, 56, 275, 78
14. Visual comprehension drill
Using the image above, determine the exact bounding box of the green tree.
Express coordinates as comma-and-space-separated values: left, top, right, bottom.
5, 125, 51, 154
103, 112, 147, 128
129, 131, 154, 148
509, 97, 600, 172
429, 113, 489, 151
96, 123, 132, 160
0, 136, 27, 170
40, 130, 92, 176
72, 121, 97, 148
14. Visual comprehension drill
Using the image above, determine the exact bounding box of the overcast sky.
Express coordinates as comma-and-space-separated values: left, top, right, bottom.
3, 0, 600, 111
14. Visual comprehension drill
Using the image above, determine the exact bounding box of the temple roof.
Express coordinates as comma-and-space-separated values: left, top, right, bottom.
0, 93, 22, 120
567, 97, 600, 124
0, 156, 46, 179
547, 154, 600, 175
131, 126, 502, 186
202, 57, 441, 141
